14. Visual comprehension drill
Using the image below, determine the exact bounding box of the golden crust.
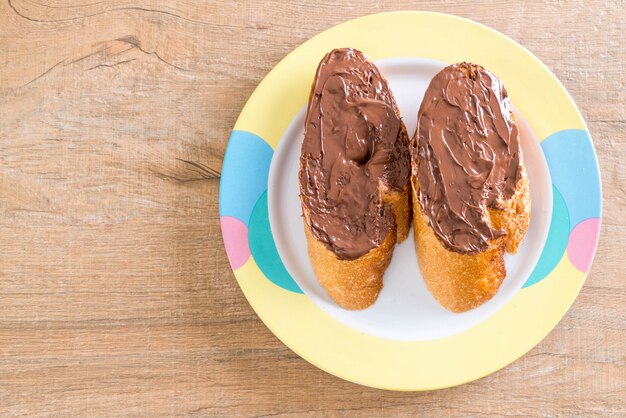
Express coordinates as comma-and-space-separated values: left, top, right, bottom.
411, 163, 530, 313
302, 183, 411, 310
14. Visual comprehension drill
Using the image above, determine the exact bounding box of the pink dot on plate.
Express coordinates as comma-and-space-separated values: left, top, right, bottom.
221, 216, 251, 269
567, 218, 601, 273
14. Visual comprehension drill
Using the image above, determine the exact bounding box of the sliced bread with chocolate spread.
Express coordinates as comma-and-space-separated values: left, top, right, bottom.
299, 48, 411, 310
411, 62, 530, 313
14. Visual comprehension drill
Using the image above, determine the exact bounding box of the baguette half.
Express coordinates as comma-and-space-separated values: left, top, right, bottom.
299, 48, 411, 310
411, 62, 530, 313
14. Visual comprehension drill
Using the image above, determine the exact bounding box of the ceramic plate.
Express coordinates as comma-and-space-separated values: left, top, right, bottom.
219, 12, 602, 390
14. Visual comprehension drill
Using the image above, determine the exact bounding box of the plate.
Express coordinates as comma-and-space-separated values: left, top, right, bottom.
269, 58, 553, 341
220, 12, 602, 390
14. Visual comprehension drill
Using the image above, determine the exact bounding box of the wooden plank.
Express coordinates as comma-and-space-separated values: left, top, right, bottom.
1, 0, 624, 416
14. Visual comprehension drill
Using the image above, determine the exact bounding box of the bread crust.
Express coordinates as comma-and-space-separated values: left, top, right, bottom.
302, 182, 411, 310
411, 164, 530, 313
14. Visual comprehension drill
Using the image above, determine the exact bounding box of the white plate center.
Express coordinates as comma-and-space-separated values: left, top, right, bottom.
268, 57, 552, 341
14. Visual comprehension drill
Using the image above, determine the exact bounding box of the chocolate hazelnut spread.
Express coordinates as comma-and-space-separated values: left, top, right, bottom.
414, 62, 522, 255
299, 48, 410, 260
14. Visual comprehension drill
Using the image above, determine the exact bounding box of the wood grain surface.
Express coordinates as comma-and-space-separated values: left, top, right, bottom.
1, 0, 624, 416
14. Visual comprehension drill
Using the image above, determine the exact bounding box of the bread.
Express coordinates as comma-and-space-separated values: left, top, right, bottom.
299, 48, 411, 310
411, 62, 530, 313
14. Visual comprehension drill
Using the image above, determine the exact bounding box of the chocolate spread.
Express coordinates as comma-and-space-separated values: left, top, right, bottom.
299, 48, 410, 260
414, 62, 522, 254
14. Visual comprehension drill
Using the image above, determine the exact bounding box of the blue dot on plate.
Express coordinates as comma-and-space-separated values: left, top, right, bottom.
219, 130, 274, 225
248, 191, 303, 294
541, 129, 601, 231
524, 186, 570, 288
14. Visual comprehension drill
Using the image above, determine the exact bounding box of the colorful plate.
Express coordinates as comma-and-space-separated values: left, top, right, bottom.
220, 12, 602, 390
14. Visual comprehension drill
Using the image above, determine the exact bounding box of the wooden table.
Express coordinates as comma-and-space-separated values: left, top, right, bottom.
1, 1, 624, 416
